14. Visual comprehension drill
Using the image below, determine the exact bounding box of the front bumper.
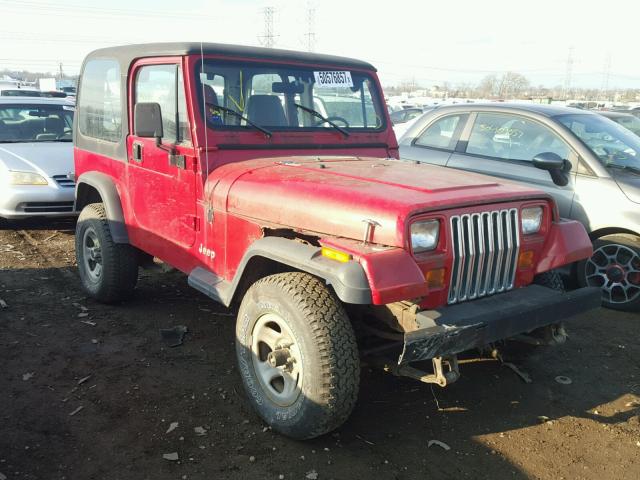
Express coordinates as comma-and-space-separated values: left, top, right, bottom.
399, 285, 601, 364
0, 184, 76, 219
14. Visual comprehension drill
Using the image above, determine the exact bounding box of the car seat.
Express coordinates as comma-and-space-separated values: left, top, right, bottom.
246, 94, 287, 127
35, 117, 64, 140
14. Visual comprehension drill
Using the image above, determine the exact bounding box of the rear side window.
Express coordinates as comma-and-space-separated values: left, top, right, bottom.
135, 64, 190, 143
467, 113, 570, 162
78, 59, 121, 142
415, 114, 466, 150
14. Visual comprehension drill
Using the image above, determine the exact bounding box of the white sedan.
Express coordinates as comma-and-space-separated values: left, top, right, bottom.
0, 97, 76, 219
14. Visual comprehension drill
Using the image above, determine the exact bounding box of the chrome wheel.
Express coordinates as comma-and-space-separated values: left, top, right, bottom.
251, 313, 303, 407
585, 243, 640, 305
82, 227, 103, 282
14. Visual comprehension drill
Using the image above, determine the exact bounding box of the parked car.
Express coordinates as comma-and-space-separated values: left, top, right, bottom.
399, 103, 640, 310
72, 43, 598, 439
0, 86, 43, 97
0, 97, 76, 219
599, 111, 640, 136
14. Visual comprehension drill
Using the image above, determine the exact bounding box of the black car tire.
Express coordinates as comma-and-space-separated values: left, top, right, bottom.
577, 234, 640, 311
236, 272, 360, 440
75, 203, 139, 303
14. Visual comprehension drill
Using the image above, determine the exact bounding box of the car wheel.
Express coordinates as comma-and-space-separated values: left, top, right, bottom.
577, 234, 640, 311
75, 203, 139, 303
236, 272, 360, 440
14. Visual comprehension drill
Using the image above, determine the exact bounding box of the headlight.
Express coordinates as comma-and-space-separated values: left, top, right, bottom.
9, 171, 48, 186
521, 207, 543, 234
411, 219, 440, 253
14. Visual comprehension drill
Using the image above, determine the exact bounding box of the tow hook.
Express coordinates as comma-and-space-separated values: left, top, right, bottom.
382, 356, 460, 387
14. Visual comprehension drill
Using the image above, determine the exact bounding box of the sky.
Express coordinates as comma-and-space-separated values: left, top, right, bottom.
1, 0, 639, 90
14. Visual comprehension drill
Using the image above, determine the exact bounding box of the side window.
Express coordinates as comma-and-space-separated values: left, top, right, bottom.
415, 114, 466, 150
467, 113, 570, 162
78, 59, 121, 142
135, 64, 190, 143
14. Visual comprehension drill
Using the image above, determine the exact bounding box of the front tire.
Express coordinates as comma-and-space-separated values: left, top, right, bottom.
235, 272, 360, 440
75, 203, 139, 303
577, 234, 640, 311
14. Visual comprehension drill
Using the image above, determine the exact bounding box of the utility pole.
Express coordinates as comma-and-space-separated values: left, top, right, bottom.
58, 62, 64, 80
258, 6, 276, 48
563, 47, 574, 101
305, 2, 316, 52
600, 52, 612, 101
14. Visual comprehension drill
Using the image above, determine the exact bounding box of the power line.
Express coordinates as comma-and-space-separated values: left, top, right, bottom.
305, 2, 316, 52
258, 6, 277, 49
601, 52, 612, 99
563, 46, 574, 99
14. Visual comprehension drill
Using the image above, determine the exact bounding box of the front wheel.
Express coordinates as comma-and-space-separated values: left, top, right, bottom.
577, 234, 640, 311
75, 203, 139, 303
235, 272, 360, 440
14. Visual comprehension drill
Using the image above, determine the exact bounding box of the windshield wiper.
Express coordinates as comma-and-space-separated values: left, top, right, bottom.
209, 105, 272, 138
606, 163, 640, 175
294, 103, 350, 138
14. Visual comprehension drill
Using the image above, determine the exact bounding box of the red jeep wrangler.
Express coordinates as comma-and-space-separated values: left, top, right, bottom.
73, 43, 601, 439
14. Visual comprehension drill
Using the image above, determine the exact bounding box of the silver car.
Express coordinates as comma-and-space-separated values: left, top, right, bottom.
0, 97, 76, 219
399, 103, 640, 311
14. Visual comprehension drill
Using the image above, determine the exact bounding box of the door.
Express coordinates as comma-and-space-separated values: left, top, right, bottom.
447, 112, 576, 218
127, 62, 197, 249
399, 113, 468, 166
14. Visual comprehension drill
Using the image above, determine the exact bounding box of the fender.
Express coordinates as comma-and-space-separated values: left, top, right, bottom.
535, 219, 593, 274
188, 237, 372, 306
75, 171, 130, 244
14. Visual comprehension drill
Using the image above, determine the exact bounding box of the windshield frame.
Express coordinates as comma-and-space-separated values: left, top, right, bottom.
554, 112, 640, 173
193, 59, 387, 135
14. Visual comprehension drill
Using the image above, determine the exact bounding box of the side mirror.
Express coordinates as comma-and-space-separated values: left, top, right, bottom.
533, 152, 572, 187
134, 102, 163, 139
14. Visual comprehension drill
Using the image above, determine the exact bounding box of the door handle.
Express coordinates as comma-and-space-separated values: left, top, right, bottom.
132, 142, 143, 162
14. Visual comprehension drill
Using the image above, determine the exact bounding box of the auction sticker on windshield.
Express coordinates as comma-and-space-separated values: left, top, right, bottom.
314, 71, 353, 88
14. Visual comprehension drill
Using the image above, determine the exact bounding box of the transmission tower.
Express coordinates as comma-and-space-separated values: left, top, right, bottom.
305, 2, 316, 52
258, 6, 276, 48
601, 52, 612, 100
563, 47, 574, 100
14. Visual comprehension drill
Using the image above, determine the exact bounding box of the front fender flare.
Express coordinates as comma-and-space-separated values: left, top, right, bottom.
189, 237, 372, 307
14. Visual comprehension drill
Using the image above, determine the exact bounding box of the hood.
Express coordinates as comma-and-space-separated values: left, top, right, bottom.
216, 156, 550, 247
0, 142, 74, 178
611, 168, 640, 204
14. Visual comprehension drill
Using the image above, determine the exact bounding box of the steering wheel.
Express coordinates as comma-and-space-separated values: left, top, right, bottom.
313, 116, 350, 128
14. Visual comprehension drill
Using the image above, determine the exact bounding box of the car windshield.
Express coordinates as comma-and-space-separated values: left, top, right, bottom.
556, 113, 640, 170
610, 115, 640, 134
196, 60, 385, 133
0, 104, 74, 142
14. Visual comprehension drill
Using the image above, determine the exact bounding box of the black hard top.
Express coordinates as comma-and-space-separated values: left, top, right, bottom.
437, 102, 596, 118
85, 42, 376, 71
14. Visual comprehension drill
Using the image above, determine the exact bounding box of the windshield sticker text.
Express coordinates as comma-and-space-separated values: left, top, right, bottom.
314, 71, 353, 89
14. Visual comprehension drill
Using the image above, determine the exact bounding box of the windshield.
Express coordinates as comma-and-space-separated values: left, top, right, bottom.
556, 113, 640, 170
610, 115, 640, 135
196, 60, 385, 133
0, 104, 74, 142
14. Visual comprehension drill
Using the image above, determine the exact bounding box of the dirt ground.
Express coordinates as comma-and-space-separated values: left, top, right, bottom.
0, 218, 639, 480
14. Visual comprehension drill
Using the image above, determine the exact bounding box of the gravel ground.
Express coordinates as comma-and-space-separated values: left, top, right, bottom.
0, 218, 639, 480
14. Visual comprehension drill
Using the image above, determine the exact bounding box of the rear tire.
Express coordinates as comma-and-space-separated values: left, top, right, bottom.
577, 234, 640, 311
235, 272, 360, 440
75, 203, 138, 303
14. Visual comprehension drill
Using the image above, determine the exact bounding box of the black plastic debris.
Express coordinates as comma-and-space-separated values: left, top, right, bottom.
160, 325, 188, 347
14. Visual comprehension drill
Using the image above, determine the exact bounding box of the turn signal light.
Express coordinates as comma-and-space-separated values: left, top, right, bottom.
425, 268, 446, 289
321, 246, 352, 263
518, 250, 535, 269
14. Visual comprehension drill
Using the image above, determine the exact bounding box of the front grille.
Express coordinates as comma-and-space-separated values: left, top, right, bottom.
52, 175, 75, 188
448, 209, 520, 304
22, 201, 74, 213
